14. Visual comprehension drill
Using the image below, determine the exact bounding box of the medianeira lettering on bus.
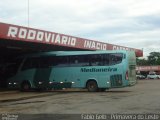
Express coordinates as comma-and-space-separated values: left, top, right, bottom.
81, 68, 117, 72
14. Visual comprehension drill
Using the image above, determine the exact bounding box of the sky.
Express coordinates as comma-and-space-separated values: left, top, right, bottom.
0, 0, 160, 58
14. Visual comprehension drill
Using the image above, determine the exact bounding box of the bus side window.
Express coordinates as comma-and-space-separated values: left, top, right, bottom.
44, 56, 58, 67
69, 55, 80, 67
4, 58, 23, 77
56, 56, 69, 67
39, 57, 51, 68
80, 55, 90, 66
69, 55, 90, 67
77, 55, 90, 66
33, 57, 41, 68
21, 58, 32, 71
90, 54, 103, 66
115, 54, 123, 64
109, 53, 123, 65
103, 54, 109, 66
21, 57, 39, 71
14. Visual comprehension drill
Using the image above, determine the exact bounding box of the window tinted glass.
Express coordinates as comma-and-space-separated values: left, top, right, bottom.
109, 53, 123, 65
21, 58, 31, 71
46, 56, 57, 67
102, 54, 110, 66
21, 53, 123, 69
5, 58, 23, 77
56, 56, 69, 67
88, 54, 110, 66
90, 54, 102, 66
69, 55, 90, 67
21, 57, 39, 71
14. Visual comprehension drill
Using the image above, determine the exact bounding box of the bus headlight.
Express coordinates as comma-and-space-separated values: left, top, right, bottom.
72, 82, 75, 84
49, 82, 53, 84
107, 82, 110, 84
14, 82, 17, 85
8, 82, 12, 85
38, 82, 42, 84
60, 82, 63, 84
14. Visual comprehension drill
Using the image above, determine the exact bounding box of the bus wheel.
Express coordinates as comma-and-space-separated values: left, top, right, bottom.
87, 81, 98, 92
21, 81, 31, 92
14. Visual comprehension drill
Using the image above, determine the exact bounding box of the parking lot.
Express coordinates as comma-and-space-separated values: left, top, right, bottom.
0, 80, 160, 114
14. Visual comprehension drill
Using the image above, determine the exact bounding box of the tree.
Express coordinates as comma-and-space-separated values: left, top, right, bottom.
147, 52, 160, 65
136, 58, 148, 66
136, 52, 160, 66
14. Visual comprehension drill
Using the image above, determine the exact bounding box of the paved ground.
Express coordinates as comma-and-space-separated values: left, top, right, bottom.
0, 80, 160, 114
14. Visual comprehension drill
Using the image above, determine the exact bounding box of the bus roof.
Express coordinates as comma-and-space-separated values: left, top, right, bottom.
22, 50, 133, 58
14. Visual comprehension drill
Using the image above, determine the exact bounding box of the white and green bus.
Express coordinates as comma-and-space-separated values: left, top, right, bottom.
7, 50, 136, 92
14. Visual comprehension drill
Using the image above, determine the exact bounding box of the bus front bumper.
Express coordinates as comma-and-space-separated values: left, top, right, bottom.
8, 82, 19, 89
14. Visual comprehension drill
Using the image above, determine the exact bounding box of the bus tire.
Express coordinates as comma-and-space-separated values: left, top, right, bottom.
21, 81, 31, 92
86, 80, 98, 92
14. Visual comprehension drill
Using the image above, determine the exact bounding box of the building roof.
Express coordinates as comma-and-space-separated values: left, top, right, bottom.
0, 22, 143, 57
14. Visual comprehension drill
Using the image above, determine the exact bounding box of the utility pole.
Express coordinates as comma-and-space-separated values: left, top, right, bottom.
28, 0, 30, 27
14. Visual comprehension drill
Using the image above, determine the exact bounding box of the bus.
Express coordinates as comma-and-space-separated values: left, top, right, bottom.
7, 50, 136, 92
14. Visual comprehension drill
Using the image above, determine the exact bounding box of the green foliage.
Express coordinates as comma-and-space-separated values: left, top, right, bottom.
136, 58, 148, 66
137, 52, 160, 66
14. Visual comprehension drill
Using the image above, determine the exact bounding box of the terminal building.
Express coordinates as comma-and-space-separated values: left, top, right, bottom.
0, 22, 143, 88
136, 66, 160, 76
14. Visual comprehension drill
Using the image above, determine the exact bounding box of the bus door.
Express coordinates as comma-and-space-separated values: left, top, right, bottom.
33, 57, 52, 89
33, 68, 52, 89
70, 67, 82, 88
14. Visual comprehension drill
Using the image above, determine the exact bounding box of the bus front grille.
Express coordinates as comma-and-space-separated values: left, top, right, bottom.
110, 74, 122, 87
